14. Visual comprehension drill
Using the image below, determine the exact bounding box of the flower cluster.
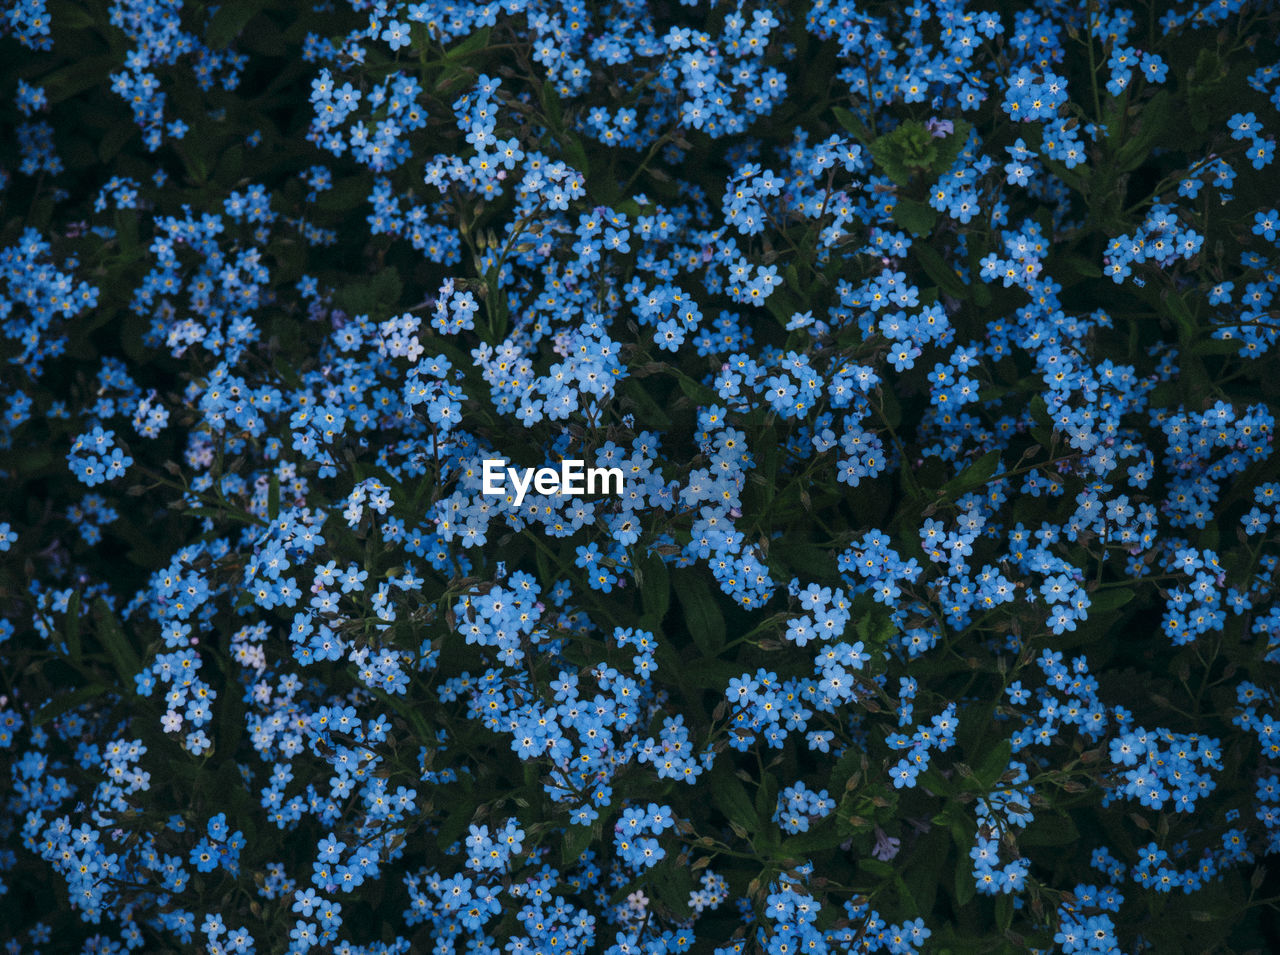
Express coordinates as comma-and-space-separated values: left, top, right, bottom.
2, 1, 1280, 953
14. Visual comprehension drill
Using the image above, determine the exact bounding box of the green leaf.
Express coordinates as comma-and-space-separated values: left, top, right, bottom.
335, 266, 402, 315
1190, 337, 1242, 356
754, 772, 778, 845
772, 539, 833, 580
1019, 813, 1080, 847
917, 766, 954, 796
855, 606, 895, 653
930, 119, 973, 174
764, 287, 804, 329
49, 0, 96, 29
42, 55, 120, 104
1087, 587, 1134, 614
561, 823, 594, 865
870, 126, 924, 184
620, 377, 672, 429
672, 573, 725, 658
371, 266, 403, 309
901, 825, 947, 917
675, 373, 717, 404
777, 825, 842, 857
832, 106, 871, 144
893, 197, 937, 237
267, 473, 281, 521
1060, 255, 1103, 279
878, 384, 901, 430
443, 26, 492, 61
214, 144, 245, 185
954, 858, 976, 906
836, 791, 870, 835
316, 176, 369, 213
64, 591, 83, 663
638, 554, 670, 629
681, 657, 746, 692
1116, 91, 1173, 172
116, 209, 140, 262
34, 683, 108, 727
206, 0, 257, 49
98, 122, 135, 164
94, 598, 141, 687
868, 136, 911, 186
436, 796, 476, 850
869, 119, 970, 187
975, 738, 1013, 788
19, 447, 53, 476
651, 861, 693, 918
913, 242, 967, 298
1187, 49, 1228, 133
240, 12, 287, 55
540, 81, 564, 131
941, 450, 1001, 497
711, 771, 760, 833
995, 894, 1013, 933
1029, 394, 1052, 429
558, 132, 590, 178
857, 857, 894, 878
